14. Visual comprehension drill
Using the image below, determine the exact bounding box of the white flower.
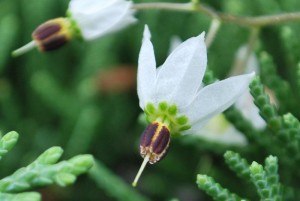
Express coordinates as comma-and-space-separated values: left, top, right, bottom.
195, 45, 265, 145
133, 25, 255, 187
233, 45, 266, 129
200, 114, 248, 145
137, 25, 255, 135
68, 0, 136, 40
12, 0, 136, 56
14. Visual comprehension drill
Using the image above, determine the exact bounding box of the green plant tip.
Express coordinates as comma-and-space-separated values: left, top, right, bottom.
224, 150, 234, 158
69, 154, 94, 174
55, 173, 76, 186
196, 174, 208, 184
1, 131, 19, 150
2, 131, 19, 141
250, 162, 263, 173
37, 146, 63, 164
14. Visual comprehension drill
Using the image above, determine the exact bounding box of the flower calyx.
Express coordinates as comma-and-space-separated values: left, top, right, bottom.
144, 102, 191, 137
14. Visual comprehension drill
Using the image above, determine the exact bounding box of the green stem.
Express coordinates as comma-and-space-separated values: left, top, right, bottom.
205, 18, 221, 48
230, 27, 260, 75
132, 2, 300, 28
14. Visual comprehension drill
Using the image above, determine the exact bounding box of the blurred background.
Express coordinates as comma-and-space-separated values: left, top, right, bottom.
1, 0, 300, 200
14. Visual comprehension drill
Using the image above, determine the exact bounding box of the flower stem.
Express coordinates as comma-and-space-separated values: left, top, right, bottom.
205, 18, 221, 48
12, 41, 36, 57
132, 154, 150, 187
133, 2, 300, 28
231, 28, 260, 75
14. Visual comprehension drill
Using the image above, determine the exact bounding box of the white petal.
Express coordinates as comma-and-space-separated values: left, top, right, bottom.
182, 72, 255, 125
232, 45, 259, 75
137, 25, 157, 109
186, 114, 247, 145
168, 36, 182, 54
235, 91, 266, 129
154, 33, 207, 107
69, 0, 136, 40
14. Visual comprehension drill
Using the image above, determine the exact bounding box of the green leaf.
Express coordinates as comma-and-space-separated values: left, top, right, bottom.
196, 174, 244, 201
0, 147, 94, 193
89, 160, 150, 201
0, 192, 41, 201
0, 131, 18, 161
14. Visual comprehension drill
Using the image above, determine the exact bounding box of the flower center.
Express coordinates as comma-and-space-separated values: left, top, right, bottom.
144, 102, 191, 137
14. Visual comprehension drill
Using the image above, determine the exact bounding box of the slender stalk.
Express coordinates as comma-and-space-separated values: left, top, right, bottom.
205, 19, 221, 48
132, 2, 193, 13
231, 28, 260, 75
132, 154, 150, 187
12, 41, 36, 57
133, 2, 300, 28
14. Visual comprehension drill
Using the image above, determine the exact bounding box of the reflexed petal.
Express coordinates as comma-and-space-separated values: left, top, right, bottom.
137, 25, 157, 109
185, 114, 247, 145
182, 72, 255, 124
168, 36, 182, 54
69, 0, 111, 14
182, 119, 209, 135
154, 33, 207, 106
69, 0, 136, 40
232, 45, 259, 75
235, 91, 266, 129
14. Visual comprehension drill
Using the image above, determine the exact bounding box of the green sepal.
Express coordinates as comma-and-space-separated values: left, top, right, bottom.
65, 11, 83, 40
196, 174, 245, 201
144, 102, 191, 136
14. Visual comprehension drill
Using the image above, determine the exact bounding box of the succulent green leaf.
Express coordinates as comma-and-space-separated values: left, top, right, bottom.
0, 131, 18, 161
0, 192, 41, 201
224, 151, 251, 181
196, 174, 244, 201
0, 149, 94, 193
35, 146, 63, 165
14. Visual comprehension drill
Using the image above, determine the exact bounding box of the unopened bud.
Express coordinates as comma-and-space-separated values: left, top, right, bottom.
12, 18, 73, 57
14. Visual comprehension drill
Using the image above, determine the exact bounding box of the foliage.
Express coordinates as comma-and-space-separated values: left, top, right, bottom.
2, 0, 300, 200
0, 131, 93, 201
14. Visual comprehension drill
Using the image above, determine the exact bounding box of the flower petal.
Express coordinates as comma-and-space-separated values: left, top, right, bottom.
137, 25, 157, 109
154, 33, 207, 107
235, 91, 266, 129
182, 72, 255, 125
69, 0, 136, 40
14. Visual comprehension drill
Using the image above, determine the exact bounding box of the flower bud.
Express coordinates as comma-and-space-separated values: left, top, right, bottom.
12, 18, 73, 57
32, 18, 72, 52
